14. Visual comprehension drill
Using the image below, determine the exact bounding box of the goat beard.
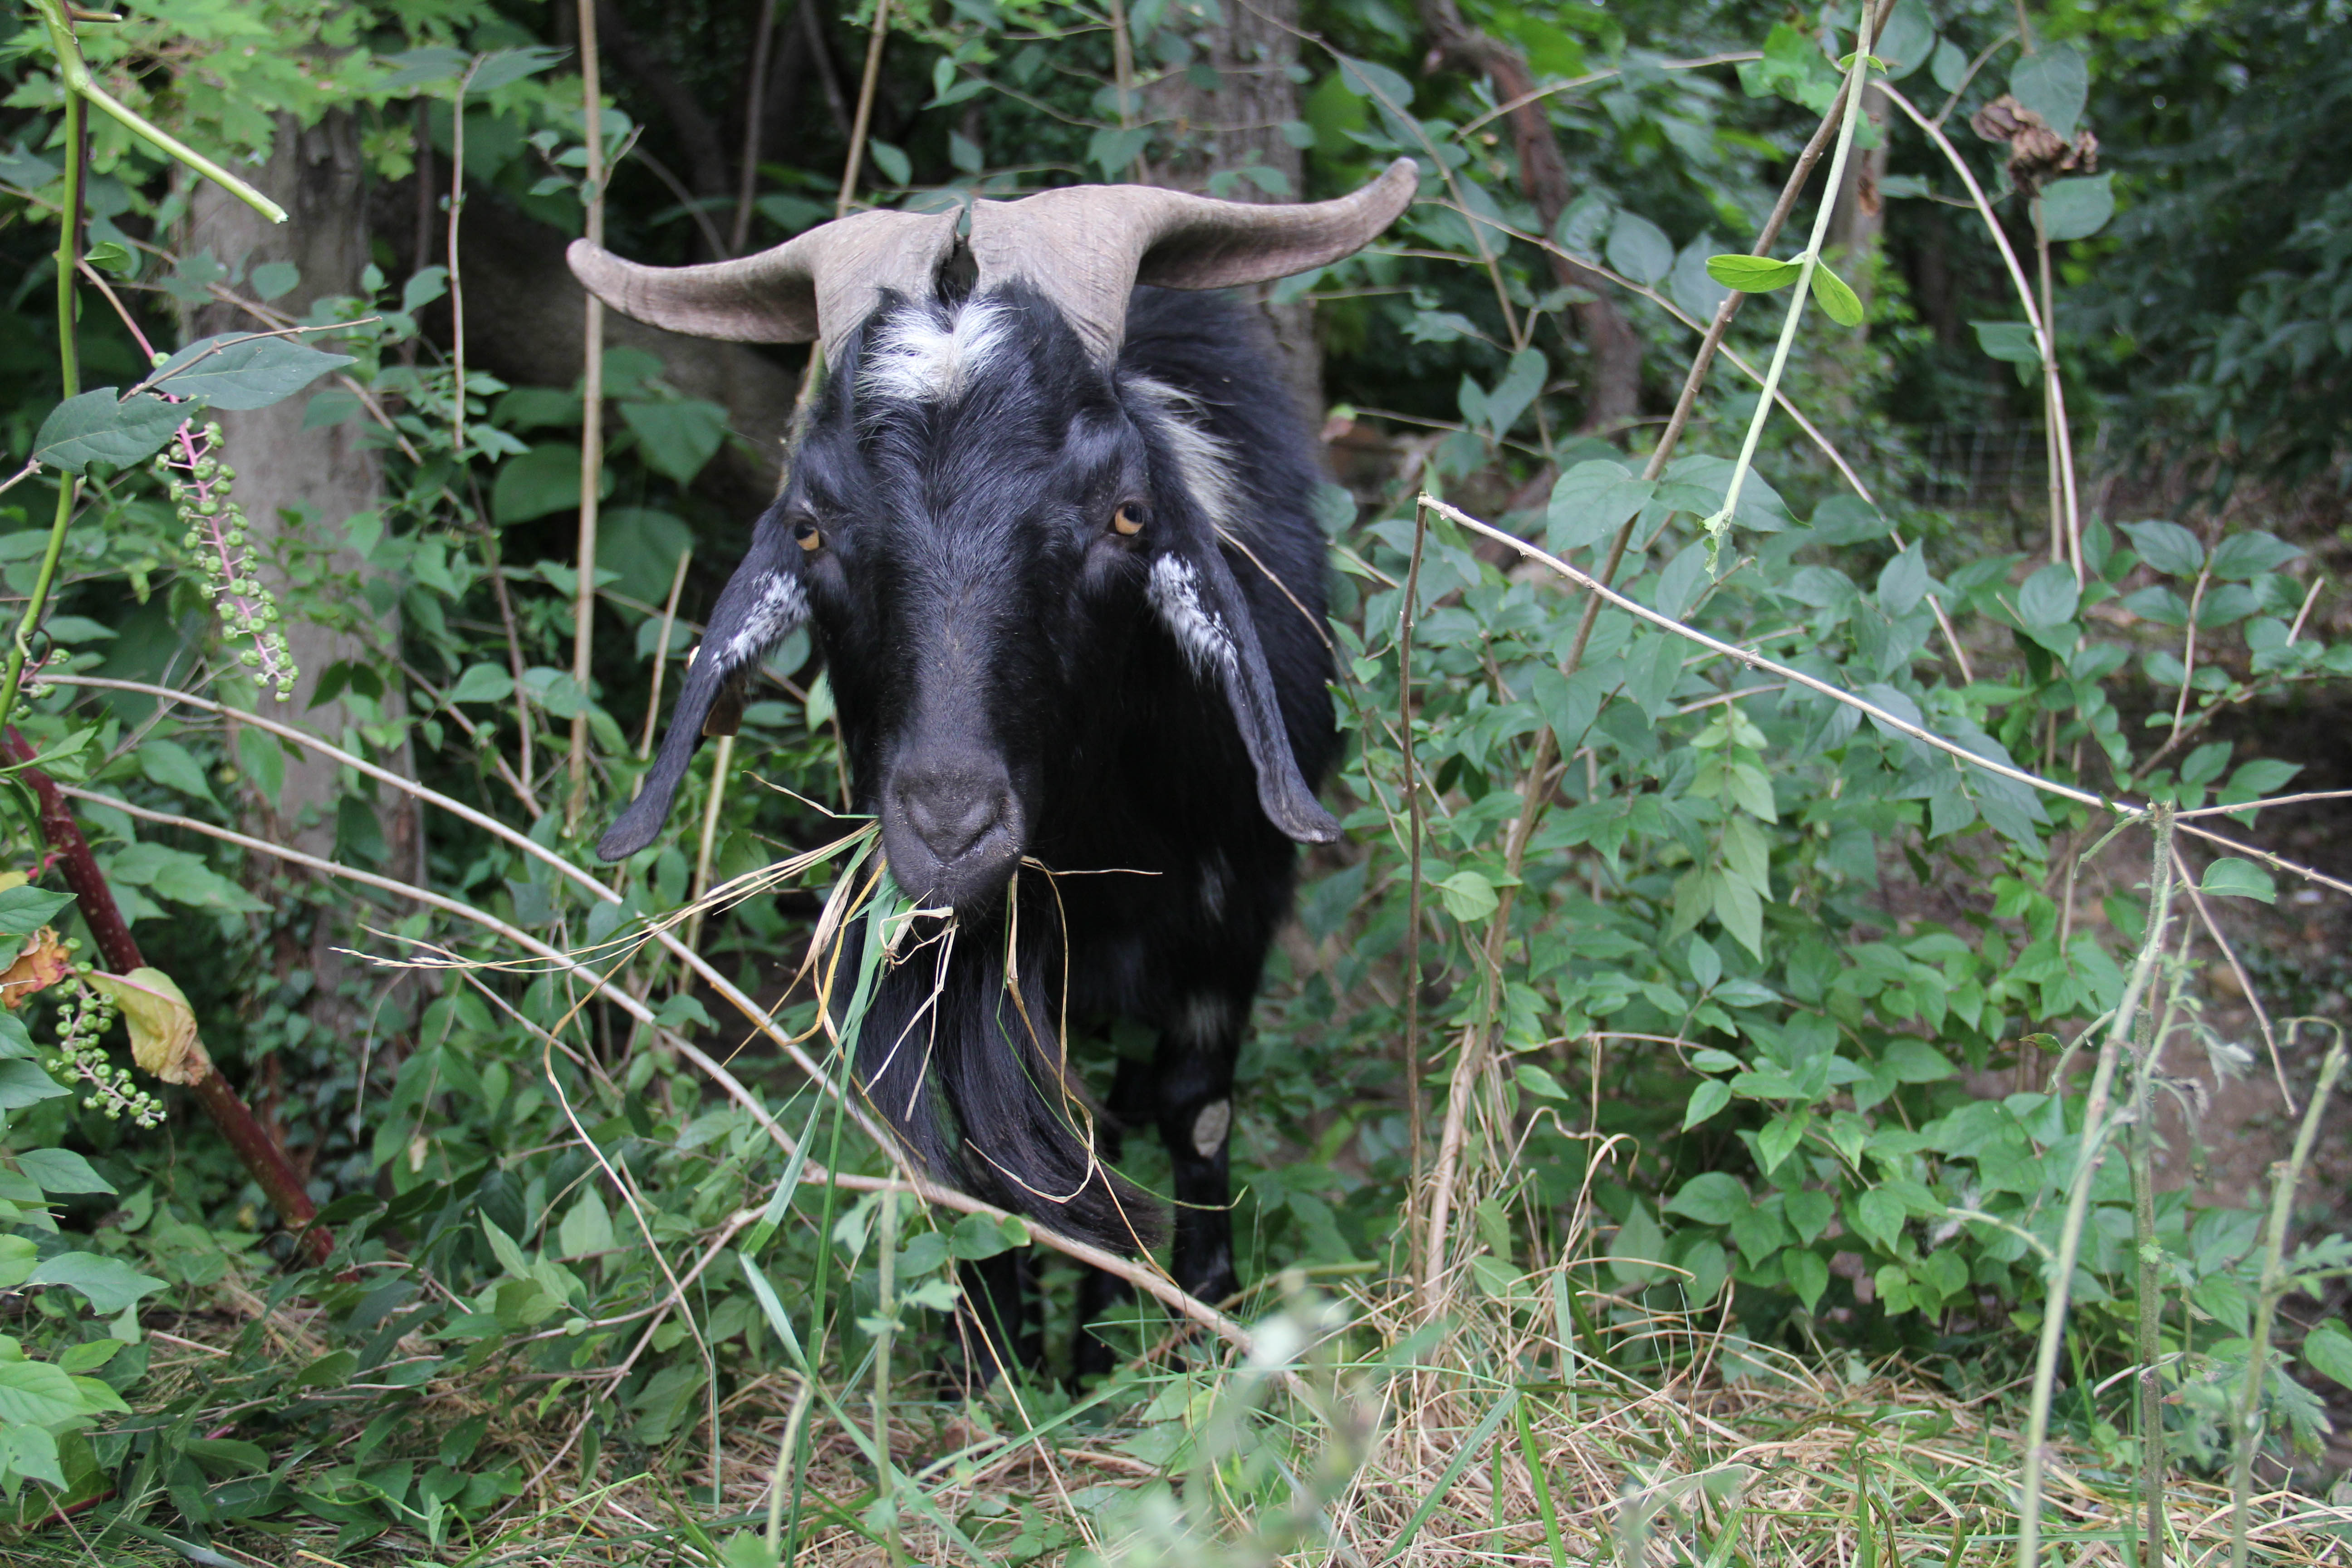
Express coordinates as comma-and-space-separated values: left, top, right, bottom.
852, 906, 1162, 1255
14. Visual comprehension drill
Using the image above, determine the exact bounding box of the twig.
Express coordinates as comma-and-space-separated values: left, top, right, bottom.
639, 548, 693, 763
569, 0, 609, 832
2230, 1029, 2347, 1568
835, 0, 892, 213
2171, 843, 2291, 1111
446, 56, 483, 460
730, 0, 782, 256
1398, 499, 1431, 1281
2018, 806, 2176, 1568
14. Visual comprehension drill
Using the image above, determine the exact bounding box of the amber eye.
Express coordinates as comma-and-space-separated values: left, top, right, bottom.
792, 519, 823, 552
1111, 502, 1147, 537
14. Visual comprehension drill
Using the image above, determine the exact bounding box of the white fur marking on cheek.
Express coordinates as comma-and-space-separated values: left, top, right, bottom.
858, 299, 1012, 404
1147, 555, 1235, 678
1190, 1099, 1232, 1158
723, 573, 808, 663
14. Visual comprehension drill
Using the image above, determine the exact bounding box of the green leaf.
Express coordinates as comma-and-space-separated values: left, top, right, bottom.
558, 1188, 614, 1259
145, 333, 356, 411
866, 139, 912, 186
2039, 175, 2114, 241
0, 1060, 69, 1111
618, 399, 729, 487
481, 1215, 532, 1278
2016, 563, 2081, 630
249, 260, 302, 300
28, 1253, 166, 1314
494, 443, 591, 525
2200, 858, 2277, 903
2303, 1319, 2352, 1388
1683, 1078, 1732, 1129
1607, 1201, 1670, 1287
1514, 1063, 1568, 1100
447, 664, 514, 705
1435, 870, 1500, 923
137, 738, 220, 806
1784, 1248, 1830, 1311
2207, 530, 2300, 581
0, 1361, 88, 1425
1971, 320, 2041, 367
85, 240, 137, 277
469, 43, 568, 92
1547, 460, 1656, 552
32, 388, 188, 473
0, 885, 73, 938
1704, 254, 1802, 293
1664, 1172, 1746, 1226
1605, 212, 1675, 286
1808, 262, 1865, 327
2009, 44, 2088, 139
14, 1148, 113, 1195
2120, 519, 2206, 577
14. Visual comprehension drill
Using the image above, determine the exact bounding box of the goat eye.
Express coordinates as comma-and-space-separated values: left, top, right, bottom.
792, 519, 824, 552
1111, 502, 1147, 537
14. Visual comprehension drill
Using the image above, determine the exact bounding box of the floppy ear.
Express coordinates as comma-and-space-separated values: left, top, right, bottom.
598, 523, 809, 862
1145, 540, 1340, 845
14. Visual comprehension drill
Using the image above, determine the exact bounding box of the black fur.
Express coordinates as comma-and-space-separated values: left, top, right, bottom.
608, 283, 1337, 1371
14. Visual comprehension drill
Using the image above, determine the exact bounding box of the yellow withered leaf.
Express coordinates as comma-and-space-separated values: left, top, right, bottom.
89, 968, 213, 1085
0, 926, 74, 1009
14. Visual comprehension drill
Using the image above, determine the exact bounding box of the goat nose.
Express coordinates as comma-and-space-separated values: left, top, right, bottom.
898, 769, 1008, 863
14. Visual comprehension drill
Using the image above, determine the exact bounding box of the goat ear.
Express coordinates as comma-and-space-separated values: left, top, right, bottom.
597, 534, 809, 862
1148, 543, 1340, 845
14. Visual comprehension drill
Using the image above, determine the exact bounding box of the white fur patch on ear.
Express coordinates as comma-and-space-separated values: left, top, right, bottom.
859, 297, 1013, 404
1124, 375, 1240, 537
722, 573, 808, 663
1147, 555, 1236, 678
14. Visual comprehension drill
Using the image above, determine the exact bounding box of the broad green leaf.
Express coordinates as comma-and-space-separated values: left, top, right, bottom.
27, 1253, 165, 1314
1808, 263, 1865, 326
2039, 175, 2114, 241
1785, 1189, 1836, 1242
32, 389, 187, 473
2016, 563, 2081, 630
1705, 254, 1803, 293
2119, 519, 2205, 577
1547, 461, 1655, 552
1607, 1201, 1670, 1287
2010, 44, 2088, 138
2207, 530, 2300, 581
1784, 1247, 1830, 1310
0, 885, 73, 939
493, 442, 604, 525
619, 399, 729, 487
469, 44, 568, 92
1875, 0, 1936, 78
1514, 1063, 1568, 1100
137, 738, 220, 805
0, 1360, 86, 1425
145, 333, 355, 410
2304, 1320, 2352, 1388
1605, 212, 1675, 286
0, 1060, 69, 1111
1665, 1172, 1747, 1226
13, 1148, 112, 1195
558, 1188, 614, 1259
1972, 320, 2041, 366
1435, 870, 1500, 922
2200, 858, 2277, 903
447, 664, 514, 705
1683, 1078, 1732, 1129
866, 139, 912, 186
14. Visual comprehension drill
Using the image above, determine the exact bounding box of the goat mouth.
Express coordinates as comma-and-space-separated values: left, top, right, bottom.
879, 812, 1024, 914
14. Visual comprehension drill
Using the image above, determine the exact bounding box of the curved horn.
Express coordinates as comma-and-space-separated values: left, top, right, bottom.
966, 157, 1418, 361
565, 207, 960, 368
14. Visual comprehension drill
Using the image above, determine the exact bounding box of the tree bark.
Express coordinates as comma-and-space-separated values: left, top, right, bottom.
185, 111, 414, 1028
1142, 0, 1325, 421
1415, 0, 1644, 433
1826, 82, 1890, 321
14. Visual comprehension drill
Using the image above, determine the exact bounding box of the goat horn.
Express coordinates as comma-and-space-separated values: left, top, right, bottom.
566, 207, 960, 369
566, 158, 1416, 369
967, 157, 1419, 361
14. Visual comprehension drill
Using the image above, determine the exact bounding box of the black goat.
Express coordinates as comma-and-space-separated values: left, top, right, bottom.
573, 164, 1414, 1372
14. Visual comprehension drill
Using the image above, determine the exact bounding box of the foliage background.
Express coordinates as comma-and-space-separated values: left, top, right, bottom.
0, 0, 2346, 1560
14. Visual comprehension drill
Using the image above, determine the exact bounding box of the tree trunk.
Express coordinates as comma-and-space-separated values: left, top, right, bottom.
185, 111, 414, 1029
1827, 83, 1891, 322
1415, 0, 1644, 433
1142, 0, 1325, 421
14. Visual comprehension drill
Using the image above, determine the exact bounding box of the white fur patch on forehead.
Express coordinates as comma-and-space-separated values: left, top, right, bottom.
721, 572, 808, 664
858, 297, 1014, 405
1147, 555, 1235, 679
1124, 375, 1240, 537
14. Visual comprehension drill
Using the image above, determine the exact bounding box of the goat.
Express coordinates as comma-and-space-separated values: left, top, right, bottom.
571, 162, 1415, 1375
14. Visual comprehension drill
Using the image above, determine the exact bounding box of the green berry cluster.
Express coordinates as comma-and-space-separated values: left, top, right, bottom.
153, 414, 298, 701
47, 971, 162, 1128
